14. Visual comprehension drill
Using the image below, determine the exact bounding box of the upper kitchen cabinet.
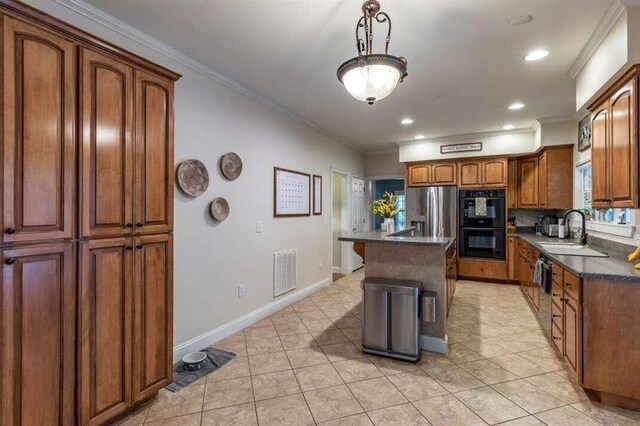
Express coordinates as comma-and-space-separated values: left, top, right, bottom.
507, 159, 518, 209
539, 146, 573, 209
80, 47, 134, 239
589, 70, 638, 208
515, 146, 573, 209
134, 70, 174, 235
518, 157, 538, 208
2, 17, 76, 245
458, 158, 507, 188
406, 162, 456, 186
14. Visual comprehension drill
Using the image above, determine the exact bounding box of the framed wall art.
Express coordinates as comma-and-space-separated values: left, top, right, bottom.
578, 115, 591, 152
440, 142, 483, 154
274, 167, 311, 217
313, 175, 322, 215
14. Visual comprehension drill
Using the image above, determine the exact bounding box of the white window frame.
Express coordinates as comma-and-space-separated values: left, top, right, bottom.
576, 161, 638, 239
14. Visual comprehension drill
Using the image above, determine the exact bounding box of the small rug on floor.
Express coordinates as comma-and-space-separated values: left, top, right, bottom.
165, 347, 236, 392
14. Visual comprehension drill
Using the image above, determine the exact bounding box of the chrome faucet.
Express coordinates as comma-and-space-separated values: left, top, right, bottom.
561, 209, 588, 246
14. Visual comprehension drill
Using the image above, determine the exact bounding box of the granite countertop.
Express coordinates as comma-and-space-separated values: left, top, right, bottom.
339, 227, 453, 249
515, 233, 640, 283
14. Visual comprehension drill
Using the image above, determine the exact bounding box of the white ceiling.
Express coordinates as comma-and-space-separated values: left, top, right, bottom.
84, 0, 614, 151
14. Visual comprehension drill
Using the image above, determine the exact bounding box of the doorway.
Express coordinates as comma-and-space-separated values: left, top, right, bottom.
331, 170, 349, 275
370, 178, 405, 230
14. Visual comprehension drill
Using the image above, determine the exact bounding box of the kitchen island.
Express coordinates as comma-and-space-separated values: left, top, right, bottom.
339, 228, 455, 353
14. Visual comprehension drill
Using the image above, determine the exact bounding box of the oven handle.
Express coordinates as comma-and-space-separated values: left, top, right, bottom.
460, 227, 506, 231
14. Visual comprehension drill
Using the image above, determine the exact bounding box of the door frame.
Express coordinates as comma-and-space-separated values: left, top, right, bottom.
330, 167, 352, 276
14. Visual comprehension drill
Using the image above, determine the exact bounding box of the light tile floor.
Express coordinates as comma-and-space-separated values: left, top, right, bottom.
110, 271, 640, 425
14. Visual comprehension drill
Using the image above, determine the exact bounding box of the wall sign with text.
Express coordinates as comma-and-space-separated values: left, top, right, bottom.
440, 142, 483, 154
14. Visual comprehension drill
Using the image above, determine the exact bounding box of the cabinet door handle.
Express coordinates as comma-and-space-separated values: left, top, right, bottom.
125, 246, 133, 251
136, 222, 144, 227
5, 258, 14, 265
552, 336, 561, 340
6, 228, 15, 234
552, 314, 561, 318
565, 282, 572, 287
125, 223, 133, 228
552, 293, 561, 297
136, 244, 143, 249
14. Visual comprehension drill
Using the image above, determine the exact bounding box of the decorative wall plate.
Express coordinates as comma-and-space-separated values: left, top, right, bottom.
220, 152, 243, 180
177, 159, 209, 197
210, 197, 230, 221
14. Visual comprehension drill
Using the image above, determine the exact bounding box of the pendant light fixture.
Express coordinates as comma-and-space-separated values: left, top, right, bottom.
337, 0, 408, 105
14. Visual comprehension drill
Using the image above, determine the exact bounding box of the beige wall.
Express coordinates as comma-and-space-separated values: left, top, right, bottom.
26, 0, 365, 352
365, 151, 405, 177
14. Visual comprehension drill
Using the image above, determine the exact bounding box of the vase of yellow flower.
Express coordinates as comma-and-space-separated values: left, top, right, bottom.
371, 192, 400, 234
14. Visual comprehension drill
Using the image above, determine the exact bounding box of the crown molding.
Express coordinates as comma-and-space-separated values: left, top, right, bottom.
567, 0, 626, 79
537, 115, 576, 124
51, 0, 360, 151
395, 127, 535, 147
366, 148, 400, 155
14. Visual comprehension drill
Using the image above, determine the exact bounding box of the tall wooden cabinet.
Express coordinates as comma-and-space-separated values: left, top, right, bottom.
0, 2, 180, 425
2, 17, 76, 245
590, 76, 638, 208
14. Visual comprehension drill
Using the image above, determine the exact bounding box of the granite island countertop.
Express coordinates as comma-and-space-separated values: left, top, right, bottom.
339, 228, 454, 250
515, 233, 640, 283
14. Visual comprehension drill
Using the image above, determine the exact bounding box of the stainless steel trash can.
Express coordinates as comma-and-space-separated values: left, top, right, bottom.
422, 291, 437, 323
361, 277, 422, 362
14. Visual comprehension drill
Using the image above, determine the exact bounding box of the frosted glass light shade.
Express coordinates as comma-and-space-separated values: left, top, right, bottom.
342, 64, 401, 104
337, 54, 407, 105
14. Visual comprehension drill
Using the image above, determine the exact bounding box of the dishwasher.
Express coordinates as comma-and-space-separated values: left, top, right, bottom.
361, 277, 426, 362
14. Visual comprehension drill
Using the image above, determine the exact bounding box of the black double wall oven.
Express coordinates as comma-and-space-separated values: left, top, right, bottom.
459, 189, 506, 260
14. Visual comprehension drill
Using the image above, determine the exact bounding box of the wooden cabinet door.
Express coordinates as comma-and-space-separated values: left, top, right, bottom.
563, 296, 582, 378
133, 234, 173, 402
518, 157, 538, 208
482, 158, 508, 187
80, 48, 134, 239
458, 161, 482, 187
538, 151, 548, 208
2, 17, 76, 245
407, 164, 431, 187
79, 237, 133, 425
431, 162, 457, 185
134, 71, 174, 234
507, 159, 518, 209
591, 103, 609, 207
1, 243, 75, 426
609, 80, 638, 207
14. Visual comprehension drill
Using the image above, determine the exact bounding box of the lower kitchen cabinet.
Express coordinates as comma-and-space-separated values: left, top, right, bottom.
79, 234, 173, 425
133, 234, 174, 401
458, 258, 507, 281
563, 295, 582, 377
79, 237, 133, 425
1, 243, 76, 426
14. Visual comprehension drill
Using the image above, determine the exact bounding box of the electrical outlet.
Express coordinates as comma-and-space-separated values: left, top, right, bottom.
238, 284, 245, 297
317, 258, 323, 269
256, 221, 262, 233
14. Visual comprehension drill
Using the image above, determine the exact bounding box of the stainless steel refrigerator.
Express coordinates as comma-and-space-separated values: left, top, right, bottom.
405, 186, 458, 239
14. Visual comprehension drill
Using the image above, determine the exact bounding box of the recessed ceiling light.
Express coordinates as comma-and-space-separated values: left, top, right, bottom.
525, 49, 549, 61
415, 134, 425, 140
508, 102, 525, 110
401, 118, 414, 125
503, 124, 516, 130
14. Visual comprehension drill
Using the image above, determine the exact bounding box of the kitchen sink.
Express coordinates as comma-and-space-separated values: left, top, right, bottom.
538, 242, 608, 257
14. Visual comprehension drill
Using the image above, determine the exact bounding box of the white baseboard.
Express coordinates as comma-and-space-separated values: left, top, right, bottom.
421, 334, 448, 354
332, 266, 342, 274
173, 276, 331, 362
